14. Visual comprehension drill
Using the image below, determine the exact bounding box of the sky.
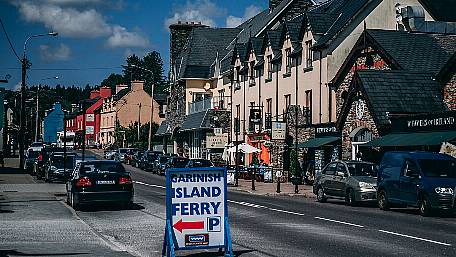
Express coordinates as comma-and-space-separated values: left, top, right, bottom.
0, 0, 267, 90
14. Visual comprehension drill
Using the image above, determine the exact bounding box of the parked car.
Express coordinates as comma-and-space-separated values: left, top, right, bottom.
44, 153, 77, 182
34, 147, 67, 179
104, 150, 117, 160
313, 160, 378, 206
124, 148, 140, 165
377, 151, 456, 216
186, 159, 214, 168
24, 149, 40, 173
114, 148, 130, 162
165, 157, 190, 173
154, 155, 170, 175
131, 150, 145, 168
140, 151, 159, 171
66, 160, 134, 210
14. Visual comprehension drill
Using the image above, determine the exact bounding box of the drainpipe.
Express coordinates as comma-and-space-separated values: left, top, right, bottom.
319, 50, 322, 124
294, 54, 299, 194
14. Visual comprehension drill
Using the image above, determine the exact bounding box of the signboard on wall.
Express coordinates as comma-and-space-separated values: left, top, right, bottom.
391, 111, 456, 133
206, 134, 228, 149
86, 114, 94, 122
271, 121, 286, 140
86, 126, 94, 135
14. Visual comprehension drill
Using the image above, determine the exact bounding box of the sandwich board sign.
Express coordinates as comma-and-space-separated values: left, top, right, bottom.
162, 167, 233, 257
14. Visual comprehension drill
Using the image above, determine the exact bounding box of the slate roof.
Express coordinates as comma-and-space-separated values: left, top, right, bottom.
153, 94, 167, 104
220, 50, 234, 74
285, 15, 305, 49
418, 0, 456, 22
248, 37, 264, 60
155, 121, 171, 136
356, 70, 448, 125
266, 27, 284, 56
306, 11, 340, 35
114, 88, 130, 101
367, 29, 456, 76
180, 110, 211, 131
176, 28, 241, 80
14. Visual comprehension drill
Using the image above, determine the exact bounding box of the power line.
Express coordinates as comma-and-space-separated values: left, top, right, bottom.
0, 17, 21, 62
0, 67, 122, 71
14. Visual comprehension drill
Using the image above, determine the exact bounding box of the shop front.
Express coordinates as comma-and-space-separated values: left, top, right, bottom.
298, 123, 341, 177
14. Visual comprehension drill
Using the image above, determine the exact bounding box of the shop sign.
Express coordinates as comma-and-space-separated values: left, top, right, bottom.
314, 123, 339, 137
213, 128, 223, 136
271, 121, 286, 140
86, 126, 94, 135
163, 168, 233, 256
206, 134, 228, 149
391, 111, 456, 133
86, 114, 94, 122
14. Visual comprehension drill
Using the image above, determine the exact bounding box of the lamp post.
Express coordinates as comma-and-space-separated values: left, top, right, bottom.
19, 32, 58, 169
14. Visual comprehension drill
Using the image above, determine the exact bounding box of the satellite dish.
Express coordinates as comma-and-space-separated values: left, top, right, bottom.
204, 82, 211, 91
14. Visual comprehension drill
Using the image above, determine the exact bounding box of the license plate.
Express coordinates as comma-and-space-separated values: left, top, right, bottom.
97, 180, 115, 185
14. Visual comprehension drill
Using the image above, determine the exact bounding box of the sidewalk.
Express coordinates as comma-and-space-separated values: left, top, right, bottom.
230, 178, 316, 198
0, 158, 36, 184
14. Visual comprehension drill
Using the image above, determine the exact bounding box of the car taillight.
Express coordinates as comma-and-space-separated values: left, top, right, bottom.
119, 177, 132, 184
76, 178, 92, 187
38, 154, 43, 161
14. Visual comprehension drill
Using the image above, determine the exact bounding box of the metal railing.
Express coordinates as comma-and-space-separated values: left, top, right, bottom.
188, 97, 212, 114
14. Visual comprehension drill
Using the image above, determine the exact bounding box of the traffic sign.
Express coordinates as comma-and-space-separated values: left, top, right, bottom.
162, 167, 233, 257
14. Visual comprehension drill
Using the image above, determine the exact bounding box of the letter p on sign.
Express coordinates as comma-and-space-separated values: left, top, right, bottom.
207, 216, 221, 232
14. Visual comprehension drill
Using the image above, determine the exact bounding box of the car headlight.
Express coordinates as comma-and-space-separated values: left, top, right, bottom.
435, 187, 454, 195
359, 182, 374, 189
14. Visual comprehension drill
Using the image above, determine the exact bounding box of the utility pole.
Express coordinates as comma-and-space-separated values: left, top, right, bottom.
148, 83, 155, 151
138, 103, 141, 142
35, 85, 39, 142
81, 101, 86, 161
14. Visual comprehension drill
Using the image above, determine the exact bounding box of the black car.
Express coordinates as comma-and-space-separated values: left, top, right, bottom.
140, 151, 159, 171
165, 157, 190, 172
24, 149, 40, 173
44, 153, 76, 182
186, 159, 214, 168
35, 147, 67, 179
131, 150, 145, 168
66, 160, 134, 210
154, 156, 170, 175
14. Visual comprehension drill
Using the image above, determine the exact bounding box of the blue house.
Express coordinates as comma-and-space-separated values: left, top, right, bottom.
43, 103, 64, 143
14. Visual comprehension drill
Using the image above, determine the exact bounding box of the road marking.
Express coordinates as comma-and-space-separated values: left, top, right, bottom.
378, 229, 452, 246
133, 181, 166, 189
228, 200, 306, 216
314, 217, 364, 228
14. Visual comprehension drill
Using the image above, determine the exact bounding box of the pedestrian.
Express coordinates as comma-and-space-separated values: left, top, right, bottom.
0, 150, 4, 168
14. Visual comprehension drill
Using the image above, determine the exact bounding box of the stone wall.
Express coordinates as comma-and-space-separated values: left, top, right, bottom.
444, 73, 456, 110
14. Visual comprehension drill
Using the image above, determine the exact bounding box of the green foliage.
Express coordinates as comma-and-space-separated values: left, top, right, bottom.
116, 122, 160, 148
290, 149, 300, 177
251, 153, 259, 166
101, 73, 124, 92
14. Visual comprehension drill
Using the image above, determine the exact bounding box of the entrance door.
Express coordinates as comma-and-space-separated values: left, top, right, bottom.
350, 127, 373, 160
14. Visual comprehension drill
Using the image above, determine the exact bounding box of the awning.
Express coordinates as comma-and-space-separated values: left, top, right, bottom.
297, 136, 340, 148
364, 131, 456, 147
180, 110, 210, 132
155, 121, 171, 136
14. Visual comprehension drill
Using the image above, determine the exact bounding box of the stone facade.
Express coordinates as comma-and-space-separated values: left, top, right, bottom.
444, 73, 456, 110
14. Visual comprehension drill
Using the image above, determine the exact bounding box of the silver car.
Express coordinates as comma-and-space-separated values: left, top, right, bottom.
313, 161, 378, 206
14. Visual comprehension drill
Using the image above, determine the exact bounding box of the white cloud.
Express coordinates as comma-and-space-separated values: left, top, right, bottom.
13, 81, 21, 91
226, 5, 262, 28
107, 26, 150, 48
164, 0, 226, 29
10, 0, 149, 49
39, 43, 72, 61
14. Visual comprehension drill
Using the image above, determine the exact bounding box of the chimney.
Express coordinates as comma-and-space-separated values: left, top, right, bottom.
397, 5, 456, 34
116, 84, 129, 94
269, 0, 282, 12
90, 90, 100, 99
131, 80, 144, 92
99, 86, 112, 99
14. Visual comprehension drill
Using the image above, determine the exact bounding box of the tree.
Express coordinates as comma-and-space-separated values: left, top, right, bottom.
123, 54, 144, 83
101, 73, 124, 92
143, 51, 166, 94
290, 149, 300, 178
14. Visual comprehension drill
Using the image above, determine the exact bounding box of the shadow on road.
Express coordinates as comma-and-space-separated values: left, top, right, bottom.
0, 249, 88, 256
183, 249, 255, 257
78, 202, 145, 212
388, 207, 456, 218
0, 167, 27, 175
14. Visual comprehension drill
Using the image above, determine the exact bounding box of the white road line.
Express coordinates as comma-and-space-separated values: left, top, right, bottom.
314, 216, 364, 228
133, 181, 166, 189
378, 230, 452, 247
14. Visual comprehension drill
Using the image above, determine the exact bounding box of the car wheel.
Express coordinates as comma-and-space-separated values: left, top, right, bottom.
316, 187, 326, 203
419, 195, 433, 217
378, 190, 389, 211
71, 192, 80, 211
345, 188, 356, 206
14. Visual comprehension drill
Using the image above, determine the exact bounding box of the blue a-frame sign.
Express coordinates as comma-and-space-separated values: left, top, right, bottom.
162, 167, 233, 257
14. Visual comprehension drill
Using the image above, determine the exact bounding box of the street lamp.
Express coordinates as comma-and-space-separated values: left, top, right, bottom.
19, 31, 58, 169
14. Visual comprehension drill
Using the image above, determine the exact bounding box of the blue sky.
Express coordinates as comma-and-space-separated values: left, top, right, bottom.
0, 0, 267, 90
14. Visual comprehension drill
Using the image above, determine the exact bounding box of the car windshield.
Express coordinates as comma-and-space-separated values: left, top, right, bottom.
27, 151, 40, 158
173, 158, 189, 168
80, 162, 126, 175
51, 156, 75, 169
418, 159, 456, 178
31, 143, 43, 147
191, 159, 213, 167
119, 149, 128, 154
146, 154, 157, 160
347, 163, 377, 177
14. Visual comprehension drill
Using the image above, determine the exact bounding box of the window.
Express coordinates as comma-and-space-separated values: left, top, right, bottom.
266, 98, 272, 113
285, 48, 292, 74
324, 163, 337, 175
305, 40, 313, 68
267, 55, 273, 80
305, 90, 312, 124
305, 90, 312, 108
234, 67, 241, 90
265, 98, 272, 130
284, 94, 291, 110
249, 61, 255, 85
235, 104, 241, 133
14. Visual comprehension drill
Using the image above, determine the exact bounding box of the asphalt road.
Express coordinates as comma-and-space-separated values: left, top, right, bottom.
76, 151, 456, 257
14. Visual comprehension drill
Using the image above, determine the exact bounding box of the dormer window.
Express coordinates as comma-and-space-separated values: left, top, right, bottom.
249, 60, 255, 86
305, 40, 313, 68
267, 55, 273, 81
285, 48, 292, 75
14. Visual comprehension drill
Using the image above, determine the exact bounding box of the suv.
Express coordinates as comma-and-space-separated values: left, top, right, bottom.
313, 160, 378, 206
165, 157, 189, 171
377, 151, 456, 216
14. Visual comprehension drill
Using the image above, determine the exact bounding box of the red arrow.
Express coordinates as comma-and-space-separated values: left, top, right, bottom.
173, 219, 204, 233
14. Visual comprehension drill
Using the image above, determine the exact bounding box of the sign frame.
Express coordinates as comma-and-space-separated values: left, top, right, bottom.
162, 167, 233, 257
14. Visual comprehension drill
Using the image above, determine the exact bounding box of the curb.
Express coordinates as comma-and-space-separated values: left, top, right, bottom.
228, 186, 315, 198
